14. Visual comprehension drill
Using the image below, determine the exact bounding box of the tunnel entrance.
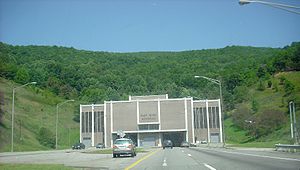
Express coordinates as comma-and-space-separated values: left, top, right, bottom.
162, 132, 185, 147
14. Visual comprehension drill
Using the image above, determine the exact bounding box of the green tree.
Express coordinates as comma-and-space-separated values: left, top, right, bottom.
254, 109, 286, 137
232, 104, 252, 129
284, 80, 295, 96
37, 127, 55, 148
14, 68, 30, 84
257, 80, 265, 91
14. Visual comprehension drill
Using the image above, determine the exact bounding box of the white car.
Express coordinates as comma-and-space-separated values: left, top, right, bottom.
113, 138, 136, 158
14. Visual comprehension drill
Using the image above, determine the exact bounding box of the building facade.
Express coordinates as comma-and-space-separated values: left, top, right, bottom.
80, 94, 223, 147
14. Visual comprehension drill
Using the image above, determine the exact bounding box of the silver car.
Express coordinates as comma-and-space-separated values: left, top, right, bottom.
113, 138, 136, 158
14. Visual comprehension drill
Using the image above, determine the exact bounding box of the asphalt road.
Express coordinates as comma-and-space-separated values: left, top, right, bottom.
0, 147, 300, 170
0, 149, 144, 169
132, 147, 300, 170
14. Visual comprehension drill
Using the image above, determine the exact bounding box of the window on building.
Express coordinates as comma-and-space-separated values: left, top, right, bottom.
81, 112, 85, 133
203, 108, 207, 128
138, 124, 159, 130
216, 107, 220, 128
89, 112, 92, 133
85, 112, 89, 133
193, 107, 208, 129
100, 111, 104, 132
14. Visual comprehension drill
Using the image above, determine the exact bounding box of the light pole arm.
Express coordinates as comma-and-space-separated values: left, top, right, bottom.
57, 99, 75, 107
239, 0, 300, 15
194, 76, 220, 85
14, 82, 37, 91
240, 0, 300, 9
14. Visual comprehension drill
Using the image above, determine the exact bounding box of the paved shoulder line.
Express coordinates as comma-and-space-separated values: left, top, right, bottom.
124, 149, 161, 170
221, 150, 300, 162
191, 148, 300, 162
203, 163, 216, 170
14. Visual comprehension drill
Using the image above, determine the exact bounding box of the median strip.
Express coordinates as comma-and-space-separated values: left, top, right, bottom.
124, 149, 160, 170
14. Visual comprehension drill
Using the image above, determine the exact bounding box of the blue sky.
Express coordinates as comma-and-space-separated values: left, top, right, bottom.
0, 0, 299, 52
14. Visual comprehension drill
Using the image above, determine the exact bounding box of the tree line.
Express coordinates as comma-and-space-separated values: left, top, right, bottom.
0, 42, 299, 128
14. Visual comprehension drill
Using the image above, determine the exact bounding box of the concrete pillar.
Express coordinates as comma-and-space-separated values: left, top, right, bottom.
206, 100, 210, 143
137, 133, 140, 147
80, 105, 82, 143
92, 104, 95, 146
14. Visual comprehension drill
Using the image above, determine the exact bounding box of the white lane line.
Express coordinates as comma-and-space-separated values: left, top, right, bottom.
203, 163, 217, 170
210, 149, 300, 162
162, 157, 167, 167
182, 150, 184, 153
188, 154, 192, 157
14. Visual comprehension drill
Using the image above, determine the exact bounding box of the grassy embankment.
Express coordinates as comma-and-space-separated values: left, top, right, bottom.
0, 78, 80, 152
225, 71, 300, 148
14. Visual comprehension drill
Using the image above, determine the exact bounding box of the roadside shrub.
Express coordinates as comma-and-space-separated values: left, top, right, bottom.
283, 80, 295, 96
257, 80, 265, 91
232, 104, 252, 130
254, 109, 286, 137
267, 80, 272, 88
37, 127, 55, 148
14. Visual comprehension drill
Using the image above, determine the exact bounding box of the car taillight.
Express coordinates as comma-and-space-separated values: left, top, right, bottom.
127, 144, 133, 149
113, 145, 118, 149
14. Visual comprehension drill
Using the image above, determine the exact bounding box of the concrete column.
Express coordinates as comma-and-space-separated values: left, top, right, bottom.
92, 104, 95, 146
184, 98, 189, 142
158, 133, 162, 147
158, 99, 161, 130
110, 101, 113, 147
137, 133, 140, 147
80, 105, 82, 143
206, 100, 210, 143
218, 99, 223, 143
104, 102, 107, 148
191, 99, 195, 143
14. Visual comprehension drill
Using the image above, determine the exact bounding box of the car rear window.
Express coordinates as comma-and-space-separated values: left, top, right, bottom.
115, 140, 130, 145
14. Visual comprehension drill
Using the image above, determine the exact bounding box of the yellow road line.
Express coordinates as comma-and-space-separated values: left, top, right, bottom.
124, 149, 161, 170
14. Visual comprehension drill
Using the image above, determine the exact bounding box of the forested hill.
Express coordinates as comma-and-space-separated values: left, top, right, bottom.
0, 42, 299, 108
0, 42, 300, 148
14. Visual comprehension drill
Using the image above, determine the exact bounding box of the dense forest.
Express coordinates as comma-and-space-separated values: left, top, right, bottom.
1, 42, 299, 103
0, 42, 299, 144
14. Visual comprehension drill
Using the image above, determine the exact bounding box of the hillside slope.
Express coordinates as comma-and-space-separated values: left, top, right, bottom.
225, 71, 300, 147
0, 78, 79, 152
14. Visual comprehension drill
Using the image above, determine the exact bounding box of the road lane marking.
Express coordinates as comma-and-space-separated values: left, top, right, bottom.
162, 158, 167, 167
124, 149, 160, 170
203, 163, 217, 170
210, 149, 300, 162
188, 154, 192, 157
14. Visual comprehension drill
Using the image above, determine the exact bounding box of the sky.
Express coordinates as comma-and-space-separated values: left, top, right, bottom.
0, 0, 299, 52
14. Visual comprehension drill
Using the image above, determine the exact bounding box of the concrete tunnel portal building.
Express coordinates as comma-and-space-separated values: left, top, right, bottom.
80, 94, 223, 148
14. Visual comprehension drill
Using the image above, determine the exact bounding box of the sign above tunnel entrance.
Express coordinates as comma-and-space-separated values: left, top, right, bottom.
140, 113, 158, 122
138, 101, 159, 123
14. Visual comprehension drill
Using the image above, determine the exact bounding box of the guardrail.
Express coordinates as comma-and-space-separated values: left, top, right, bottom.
275, 144, 300, 152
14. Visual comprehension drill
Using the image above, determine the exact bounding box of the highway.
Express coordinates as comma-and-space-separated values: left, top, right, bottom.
0, 147, 299, 169
131, 147, 300, 170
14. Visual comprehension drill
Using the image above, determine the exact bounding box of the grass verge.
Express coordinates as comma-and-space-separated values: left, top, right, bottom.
0, 163, 72, 170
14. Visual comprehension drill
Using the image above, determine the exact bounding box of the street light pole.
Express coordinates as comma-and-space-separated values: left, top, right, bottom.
56, 99, 74, 149
11, 82, 37, 152
239, 0, 300, 15
194, 76, 225, 145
